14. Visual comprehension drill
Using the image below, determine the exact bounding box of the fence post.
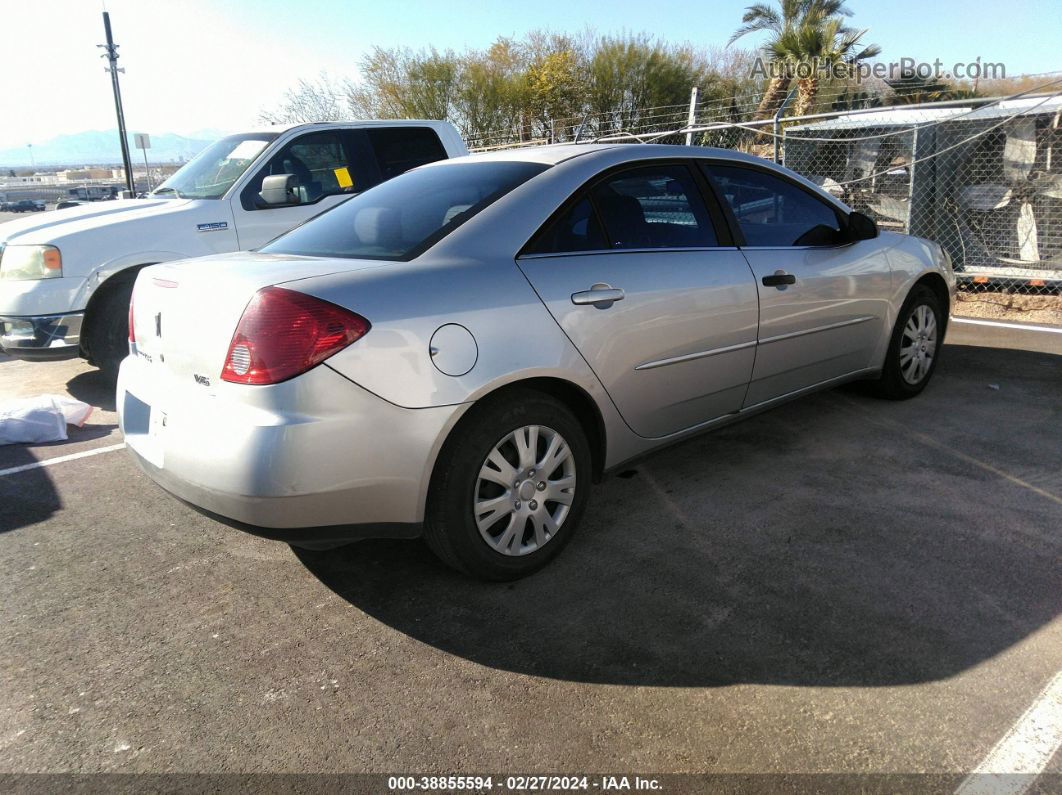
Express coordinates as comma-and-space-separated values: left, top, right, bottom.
685, 86, 699, 146
773, 86, 798, 163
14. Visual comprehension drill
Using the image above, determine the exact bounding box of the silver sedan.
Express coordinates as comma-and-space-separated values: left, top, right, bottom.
117, 144, 955, 579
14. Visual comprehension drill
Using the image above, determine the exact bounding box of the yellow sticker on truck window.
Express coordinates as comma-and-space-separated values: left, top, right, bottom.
334, 166, 354, 189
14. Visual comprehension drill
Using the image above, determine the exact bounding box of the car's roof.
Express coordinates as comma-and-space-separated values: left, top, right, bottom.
230, 119, 456, 136
450, 144, 622, 165
434, 143, 785, 168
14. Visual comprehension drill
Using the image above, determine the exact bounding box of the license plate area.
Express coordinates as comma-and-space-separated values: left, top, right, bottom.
123, 390, 165, 468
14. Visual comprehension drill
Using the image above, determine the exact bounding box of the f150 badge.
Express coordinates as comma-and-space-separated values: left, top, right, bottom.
197, 221, 229, 232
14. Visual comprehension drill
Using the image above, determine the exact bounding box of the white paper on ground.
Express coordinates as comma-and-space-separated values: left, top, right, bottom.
0, 395, 94, 445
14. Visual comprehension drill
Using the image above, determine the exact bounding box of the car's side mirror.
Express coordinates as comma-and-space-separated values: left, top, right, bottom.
259, 174, 300, 206
846, 211, 879, 242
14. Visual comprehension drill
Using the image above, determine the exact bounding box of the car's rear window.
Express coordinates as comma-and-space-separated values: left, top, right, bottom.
262, 161, 549, 261
367, 127, 448, 180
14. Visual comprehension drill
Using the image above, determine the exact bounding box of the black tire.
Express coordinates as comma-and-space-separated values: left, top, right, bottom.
424, 388, 592, 581
868, 284, 944, 400
85, 275, 135, 380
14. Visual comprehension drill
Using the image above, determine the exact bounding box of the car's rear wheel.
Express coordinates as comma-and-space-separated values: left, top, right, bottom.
869, 284, 943, 399
424, 389, 591, 580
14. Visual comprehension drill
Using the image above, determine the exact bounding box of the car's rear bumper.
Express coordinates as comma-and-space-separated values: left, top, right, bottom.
0, 312, 83, 360
117, 353, 468, 537
127, 446, 422, 547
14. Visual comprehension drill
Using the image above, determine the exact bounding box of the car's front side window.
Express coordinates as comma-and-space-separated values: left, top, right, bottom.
702, 163, 844, 247
244, 131, 358, 208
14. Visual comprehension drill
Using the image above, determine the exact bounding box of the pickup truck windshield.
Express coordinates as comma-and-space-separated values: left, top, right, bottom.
152, 133, 278, 200
262, 161, 549, 261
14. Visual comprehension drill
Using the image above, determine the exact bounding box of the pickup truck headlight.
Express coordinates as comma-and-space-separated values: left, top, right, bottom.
0, 245, 63, 280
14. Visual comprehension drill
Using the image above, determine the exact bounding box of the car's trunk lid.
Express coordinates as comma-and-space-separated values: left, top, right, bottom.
130, 252, 387, 385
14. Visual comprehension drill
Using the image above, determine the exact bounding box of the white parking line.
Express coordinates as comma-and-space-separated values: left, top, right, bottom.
951, 317, 1062, 334
955, 670, 1062, 795
0, 442, 126, 477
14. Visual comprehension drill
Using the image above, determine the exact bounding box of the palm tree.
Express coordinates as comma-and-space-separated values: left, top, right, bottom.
728, 0, 859, 119
767, 16, 881, 117
885, 67, 979, 106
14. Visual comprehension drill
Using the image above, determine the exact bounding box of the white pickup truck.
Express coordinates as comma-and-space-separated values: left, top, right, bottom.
0, 120, 467, 374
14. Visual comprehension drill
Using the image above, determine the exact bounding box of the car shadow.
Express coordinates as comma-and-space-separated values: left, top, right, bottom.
295, 342, 1061, 687
0, 357, 116, 535
66, 370, 117, 412
0, 424, 115, 532
0, 447, 62, 533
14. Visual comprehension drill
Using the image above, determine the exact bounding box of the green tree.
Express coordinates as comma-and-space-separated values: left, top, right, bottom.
585, 35, 706, 138
523, 34, 584, 142
454, 39, 528, 146
260, 29, 771, 148
347, 47, 460, 120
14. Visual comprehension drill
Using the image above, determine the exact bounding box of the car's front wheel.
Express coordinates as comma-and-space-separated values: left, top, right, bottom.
869, 284, 944, 399
84, 274, 135, 380
424, 389, 592, 580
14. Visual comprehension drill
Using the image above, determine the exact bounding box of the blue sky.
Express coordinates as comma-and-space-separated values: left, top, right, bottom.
4, 0, 1060, 149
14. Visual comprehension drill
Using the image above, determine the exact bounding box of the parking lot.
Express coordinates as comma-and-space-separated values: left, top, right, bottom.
0, 319, 1060, 783
0, 210, 42, 224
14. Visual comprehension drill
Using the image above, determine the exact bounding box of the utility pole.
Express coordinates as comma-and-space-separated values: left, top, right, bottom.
98, 12, 135, 196
27, 144, 34, 170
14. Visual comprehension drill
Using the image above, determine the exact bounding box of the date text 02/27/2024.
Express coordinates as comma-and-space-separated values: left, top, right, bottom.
386, 776, 663, 791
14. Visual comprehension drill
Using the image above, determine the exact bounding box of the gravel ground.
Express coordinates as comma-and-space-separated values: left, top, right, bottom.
954, 291, 1062, 326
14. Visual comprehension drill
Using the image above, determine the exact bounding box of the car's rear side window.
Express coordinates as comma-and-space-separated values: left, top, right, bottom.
525, 163, 718, 255
592, 165, 717, 249
262, 160, 549, 261
523, 198, 607, 255
367, 127, 448, 180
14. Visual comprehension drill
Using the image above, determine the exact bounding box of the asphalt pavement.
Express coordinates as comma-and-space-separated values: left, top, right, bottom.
0, 319, 1059, 786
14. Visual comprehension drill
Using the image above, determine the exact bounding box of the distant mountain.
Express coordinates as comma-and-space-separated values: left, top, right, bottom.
0, 129, 228, 168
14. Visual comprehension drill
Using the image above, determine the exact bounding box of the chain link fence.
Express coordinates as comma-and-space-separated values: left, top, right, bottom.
783, 94, 1062, 296
469, 76, 1062, 305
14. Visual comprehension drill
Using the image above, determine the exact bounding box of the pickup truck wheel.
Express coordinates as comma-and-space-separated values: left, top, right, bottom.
85, 276, 134, 380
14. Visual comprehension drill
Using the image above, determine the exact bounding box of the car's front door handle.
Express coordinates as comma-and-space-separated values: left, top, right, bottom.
762, 271, 797, 288
572, 285, 625, 307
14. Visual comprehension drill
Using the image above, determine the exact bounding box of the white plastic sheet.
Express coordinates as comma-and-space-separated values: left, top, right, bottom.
0, 395, 94, 445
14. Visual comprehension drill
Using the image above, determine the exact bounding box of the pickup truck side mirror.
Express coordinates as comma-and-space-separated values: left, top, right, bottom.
259, 174, 300, 206
846, 211, 879, 242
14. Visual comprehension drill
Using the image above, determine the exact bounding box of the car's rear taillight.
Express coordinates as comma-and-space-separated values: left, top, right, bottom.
221, 286, 370, 385
127, 292, 135, 344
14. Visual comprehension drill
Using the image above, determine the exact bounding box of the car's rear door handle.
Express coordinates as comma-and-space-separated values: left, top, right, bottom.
572, 285, 625, 307
762, 271, 797, 287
